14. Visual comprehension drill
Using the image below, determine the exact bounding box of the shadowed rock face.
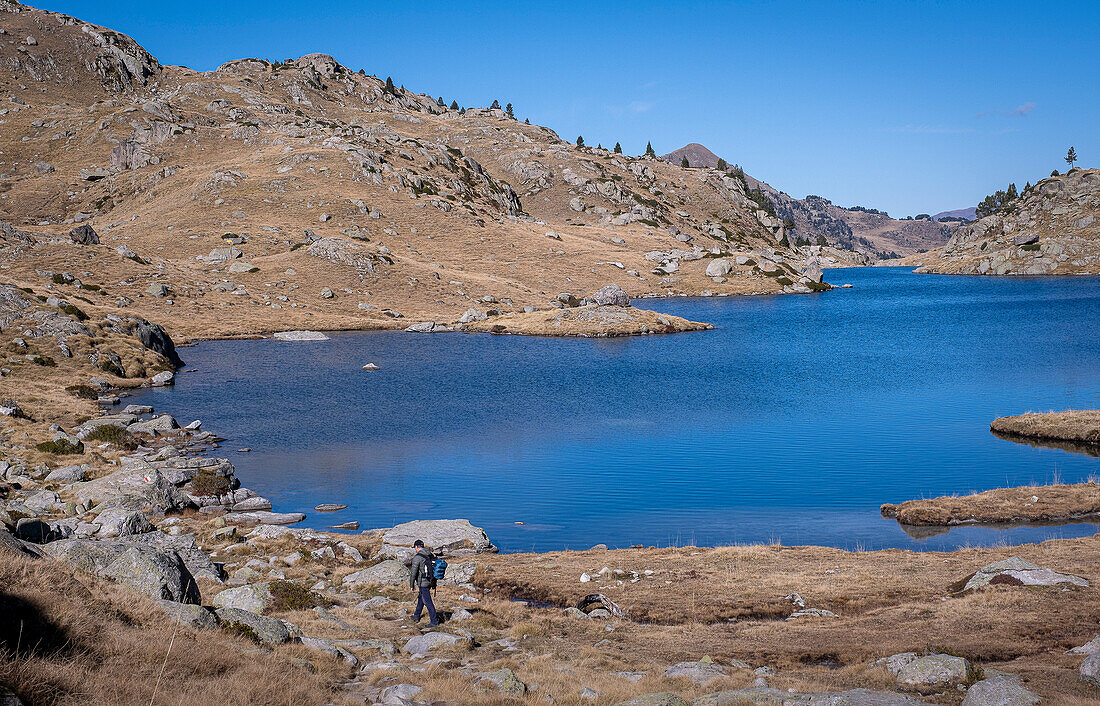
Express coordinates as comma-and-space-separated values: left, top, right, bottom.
132, 321, 183, 368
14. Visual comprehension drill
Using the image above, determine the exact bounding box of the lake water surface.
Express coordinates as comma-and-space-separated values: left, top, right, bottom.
130, 268, 1100, 552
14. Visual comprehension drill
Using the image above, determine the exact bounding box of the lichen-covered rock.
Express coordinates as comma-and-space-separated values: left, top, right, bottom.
376, 519, 496, 561
478, 668, 527, 696
342, 560, 410, 587
961, 557, 1089, 592
894, 654, 970, 694
213, 607, 291, 644
664, 660, 728, 685
42, 538, 201, 603
400, 631, 466, 655
962, 676, 1040, 705
212, 582, 274, 613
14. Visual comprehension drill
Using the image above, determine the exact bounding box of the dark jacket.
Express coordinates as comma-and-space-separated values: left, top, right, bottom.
409, 548, 435, 588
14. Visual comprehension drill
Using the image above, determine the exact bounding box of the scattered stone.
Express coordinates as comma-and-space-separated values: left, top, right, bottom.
959, 557, 1089, 592
664, 659, 728, 685
593, 283, 630, 306
401, 631, 466, 655
613, 693, 689, 706
893, 653, 970, 694
963, 676, 1040, 705
478, 668, 527, 696
69, 224, 99, 245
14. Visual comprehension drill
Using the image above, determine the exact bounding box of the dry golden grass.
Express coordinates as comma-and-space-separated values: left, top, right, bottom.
882, 482, 1100, 526
462, 305, 711, 337
991, 410, 1100, 444
0, 548, 345, 706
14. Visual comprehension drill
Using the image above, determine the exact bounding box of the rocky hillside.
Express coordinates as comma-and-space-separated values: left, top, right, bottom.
661, 145, 952, 261
910, 169, 1100, 275
0, 1, 843, 351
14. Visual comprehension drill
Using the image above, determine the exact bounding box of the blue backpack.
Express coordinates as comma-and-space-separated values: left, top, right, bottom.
432, 558, 448, 582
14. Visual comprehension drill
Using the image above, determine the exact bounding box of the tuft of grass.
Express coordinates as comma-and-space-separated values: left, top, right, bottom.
222, 622, 261, 643
58, 303, 89, 321
65, 384, 101, 400
36, 439, 84, 455
85, 425, 138, 450
190, 473, 231, 496
30, 355, 57, 367
268, 580, 329, 612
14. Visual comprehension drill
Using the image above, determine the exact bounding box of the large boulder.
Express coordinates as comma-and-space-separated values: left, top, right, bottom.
1082, 653, 1100, 687
213, 607, 291, 645
401, 631, 467, 655
594, 284, 631, 307
69, 224, 100, 245
343, 560, 409, 587
42, 539, 201, 604
894, 654, 970, 694
132, 320, 183, 368
664, 660, 728, 685
93, 507, 154, 538
71, 468, 189, 514
155, 600, 219, 630
0, 527, 42, 558
376, 519, 496, 561
477, 668, 527, 696
962, 676, 1040, 705
705, 259, 732, 277
691, 688, 790, 705
212, 583, 274, 613
960, 557, 1089, 592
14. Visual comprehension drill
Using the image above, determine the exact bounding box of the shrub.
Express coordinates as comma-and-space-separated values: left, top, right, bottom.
806, 281, 831, 292
30, 355, 57, 367
59, 303, 88, 321
191, 473, 231, 496
776, 276, 794, 286
223, 622, 260, 643
52, 273, 66, 284
36, 439, 84, 455
268, 580, 328, 612
85, 425, 138, 450
65, 384, 100, 399
1021, 243, 1041, 252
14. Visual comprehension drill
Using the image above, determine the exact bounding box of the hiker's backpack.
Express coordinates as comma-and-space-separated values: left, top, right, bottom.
432, 558, 448, 583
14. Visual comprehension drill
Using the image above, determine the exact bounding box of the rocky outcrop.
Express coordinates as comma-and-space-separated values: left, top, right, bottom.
374, 519, 497, 561
42, 539, 201, 603
913, 169, 1100, 275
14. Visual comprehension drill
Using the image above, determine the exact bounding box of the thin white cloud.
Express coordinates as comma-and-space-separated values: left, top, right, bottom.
977, 102, 1037, 118
628, 100, 654, 114
889, 124, 974, 135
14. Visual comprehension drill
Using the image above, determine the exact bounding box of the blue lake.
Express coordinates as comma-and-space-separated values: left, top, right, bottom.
130, 268, 1100, 552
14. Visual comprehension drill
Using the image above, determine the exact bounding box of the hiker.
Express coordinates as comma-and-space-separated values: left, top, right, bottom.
409, 539, 439, 626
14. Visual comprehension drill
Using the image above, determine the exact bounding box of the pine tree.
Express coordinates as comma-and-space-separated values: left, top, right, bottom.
437, 96, 444, 106
597, 143, 602, 150
505, 103, 514, 117
525, 118, 530, 124
384, 76, 396, 95
1065, 146, 1078, 169
490, 99, 501, 110
680, 156, 690, 168
716, 158, 727, 171
613, 142, 622, 154
645, 141, 656, 158
450, 100, 459, 110
816, 234, 829, 246
576, 135, 585, 147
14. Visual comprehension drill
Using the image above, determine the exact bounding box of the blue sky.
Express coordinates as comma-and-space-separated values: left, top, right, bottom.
47, 0, 1099, 216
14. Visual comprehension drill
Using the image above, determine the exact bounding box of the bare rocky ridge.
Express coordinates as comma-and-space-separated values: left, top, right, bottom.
910, 168, 1100, 275
662, 144, 953, 262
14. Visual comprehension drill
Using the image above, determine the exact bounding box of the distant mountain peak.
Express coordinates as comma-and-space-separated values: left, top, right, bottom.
662, 143, 723, 168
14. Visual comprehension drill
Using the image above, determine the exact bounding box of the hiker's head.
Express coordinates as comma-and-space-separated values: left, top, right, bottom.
413, 539, 425, 549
